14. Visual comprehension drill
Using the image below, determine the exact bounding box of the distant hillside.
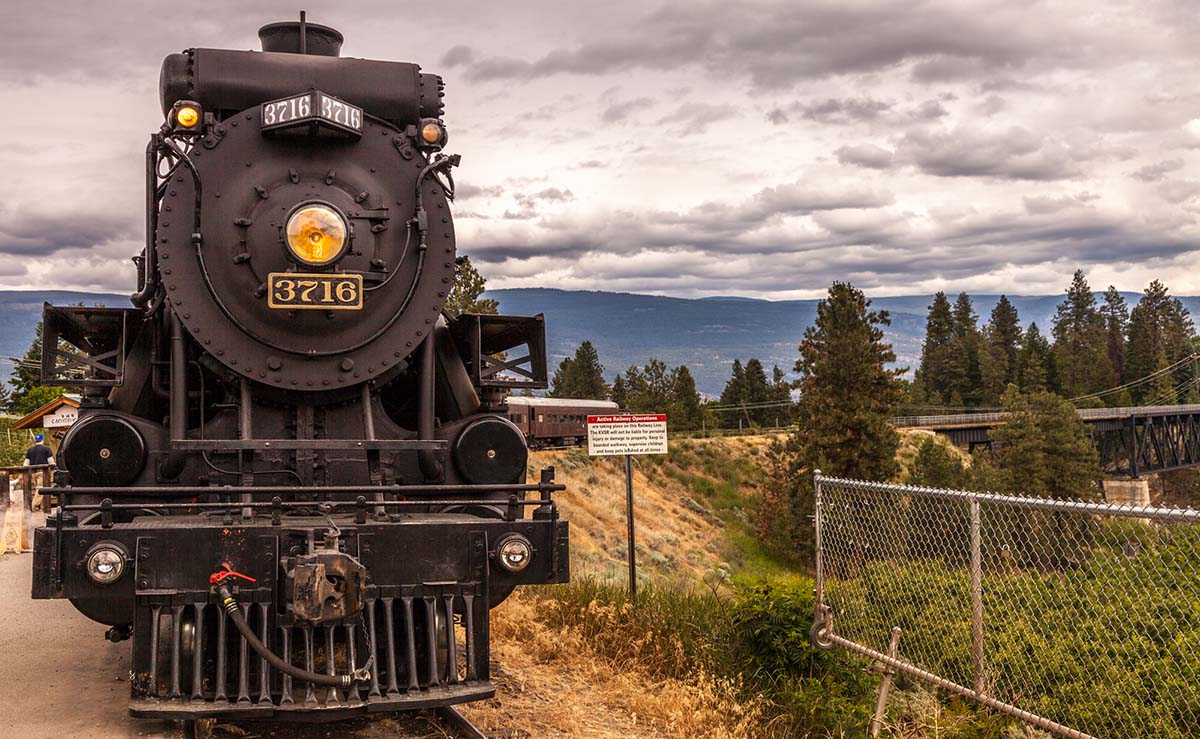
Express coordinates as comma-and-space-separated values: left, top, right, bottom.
0, 291, 128, 376
2, 288, 1197, 397
489, 288, 1200, 396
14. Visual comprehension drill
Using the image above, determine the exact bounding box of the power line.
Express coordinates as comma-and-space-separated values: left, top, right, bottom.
1067, 353, 1199, 404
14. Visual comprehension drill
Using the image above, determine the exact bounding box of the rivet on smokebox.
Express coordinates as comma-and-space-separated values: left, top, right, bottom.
267, 357, 283, 371
340, 359, 355, 372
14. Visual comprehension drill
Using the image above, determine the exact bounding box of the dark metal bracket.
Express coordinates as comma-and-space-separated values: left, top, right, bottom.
41, 303, 135, 387
450, 313, 548, 389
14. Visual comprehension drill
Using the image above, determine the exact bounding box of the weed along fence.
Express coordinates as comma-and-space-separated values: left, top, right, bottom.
810, 473, 1200, 739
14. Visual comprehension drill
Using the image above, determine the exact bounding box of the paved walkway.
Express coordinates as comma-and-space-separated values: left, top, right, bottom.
0, 553, 176, 739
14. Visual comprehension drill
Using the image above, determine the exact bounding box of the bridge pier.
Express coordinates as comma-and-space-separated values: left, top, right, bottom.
1102, 477, 1151, 507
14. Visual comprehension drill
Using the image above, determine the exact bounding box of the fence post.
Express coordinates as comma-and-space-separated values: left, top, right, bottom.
813, 469, 824, 610
969, 496, 985, 698
870, 627, 903, 738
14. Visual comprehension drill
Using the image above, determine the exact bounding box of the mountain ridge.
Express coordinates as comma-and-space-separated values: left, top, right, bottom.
0, 288, 1193, 396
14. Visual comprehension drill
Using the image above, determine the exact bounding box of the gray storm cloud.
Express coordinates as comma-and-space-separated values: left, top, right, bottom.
0, 0, 1197, 297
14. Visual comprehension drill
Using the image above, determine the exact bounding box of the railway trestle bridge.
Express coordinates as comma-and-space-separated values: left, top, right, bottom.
894, 404, 1200, 478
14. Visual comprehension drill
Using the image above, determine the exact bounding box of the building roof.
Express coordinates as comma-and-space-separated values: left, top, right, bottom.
505, 396, 619, 409
12, 394, 81, 430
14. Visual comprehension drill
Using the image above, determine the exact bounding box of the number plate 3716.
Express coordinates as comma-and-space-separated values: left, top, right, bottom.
267, 273, 363, 310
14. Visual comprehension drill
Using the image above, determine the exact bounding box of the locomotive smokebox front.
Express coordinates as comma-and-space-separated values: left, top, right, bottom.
156, 23, 457, 392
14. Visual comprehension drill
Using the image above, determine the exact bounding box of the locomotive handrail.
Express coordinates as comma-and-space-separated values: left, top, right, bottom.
0, 464, 55, 474
168, 438, 449, 451
59, 498, 558, 511
47, 482, 561, 497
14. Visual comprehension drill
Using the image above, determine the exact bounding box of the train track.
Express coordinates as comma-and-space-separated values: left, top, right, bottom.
180, 705, 494, 738
433, 705, 490, 738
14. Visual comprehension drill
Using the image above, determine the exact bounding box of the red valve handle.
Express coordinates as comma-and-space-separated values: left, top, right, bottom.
209, 563, 257, 585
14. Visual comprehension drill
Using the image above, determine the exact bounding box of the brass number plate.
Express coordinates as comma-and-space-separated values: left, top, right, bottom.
267, 273, 363, 310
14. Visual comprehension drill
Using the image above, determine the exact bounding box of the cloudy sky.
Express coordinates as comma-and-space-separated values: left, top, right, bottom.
1, 0, 1198, 299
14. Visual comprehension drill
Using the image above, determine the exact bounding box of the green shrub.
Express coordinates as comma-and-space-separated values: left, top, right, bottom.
537, 577, 876, 737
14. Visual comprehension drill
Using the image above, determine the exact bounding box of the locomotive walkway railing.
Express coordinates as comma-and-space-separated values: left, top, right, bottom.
811, 472, 1200, 739
0, 464, 55, 553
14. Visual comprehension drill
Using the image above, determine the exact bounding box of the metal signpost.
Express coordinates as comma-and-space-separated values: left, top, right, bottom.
586, 413, 668, 600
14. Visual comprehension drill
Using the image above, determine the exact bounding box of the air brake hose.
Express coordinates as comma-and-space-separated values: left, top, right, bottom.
215, 584, 369, 689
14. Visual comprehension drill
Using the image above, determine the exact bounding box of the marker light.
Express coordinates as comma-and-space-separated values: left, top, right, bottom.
417, 119, 447, 149
496, 535, 533, 573
421, 123, 443, 143
284, 204, 348, 266
86, 544, 127, 585
175, 105, 201, 128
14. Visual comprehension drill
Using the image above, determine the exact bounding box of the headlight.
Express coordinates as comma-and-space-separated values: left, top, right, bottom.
86, 544, 127, 585
284, 203, 348, 266
175, 105, 200, 128
496, 535, 533, 573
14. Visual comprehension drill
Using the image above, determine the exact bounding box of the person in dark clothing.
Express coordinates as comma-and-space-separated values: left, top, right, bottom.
23, 434, 54, 467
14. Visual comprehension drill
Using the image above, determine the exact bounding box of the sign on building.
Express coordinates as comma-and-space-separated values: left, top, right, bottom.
586, 413, 668, 456
43, 407, 78, 428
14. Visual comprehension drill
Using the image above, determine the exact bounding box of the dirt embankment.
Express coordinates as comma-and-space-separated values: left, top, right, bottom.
527, 437, 770, 585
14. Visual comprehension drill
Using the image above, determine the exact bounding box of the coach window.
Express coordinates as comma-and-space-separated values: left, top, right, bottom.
538, 414, 544, 423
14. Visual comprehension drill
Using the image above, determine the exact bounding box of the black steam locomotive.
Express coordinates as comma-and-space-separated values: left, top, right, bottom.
31, 19, 568, 723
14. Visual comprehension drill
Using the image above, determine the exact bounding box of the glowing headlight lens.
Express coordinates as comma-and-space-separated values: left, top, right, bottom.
497, 536, 533, 572
86, 546, 127, 585
285, 204, 347, 266
175, 105, 200, 128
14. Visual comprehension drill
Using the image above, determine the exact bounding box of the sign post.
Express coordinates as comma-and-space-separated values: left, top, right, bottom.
586, 413, 668, 601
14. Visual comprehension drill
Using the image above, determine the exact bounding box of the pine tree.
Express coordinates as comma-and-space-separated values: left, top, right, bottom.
908, 437, 966, 488
758, 283, 904, 560
948, 292, 984, 405
769, 365, 795, 426
981, 295, 1021, 403
1017, 323, 1053, 393
624, 359, 672, 412
622, 365, 645, 408
719, 359, 746, 428
548, 341, 608, 399
8, 323, 70, 413
1100, 286, 1129, 386
609, 374, 627, 408
994, 387, 1100, 500
549, 355, 575, 397
445, 256, 499, 315
917, 292, 957, 405
9, 323, 44, 405
1126, 280, 1197, 404
992, 387, 1101, 567
743, 358, 771, 425
1050, 270, 1113, 401
668, 365, 703, 431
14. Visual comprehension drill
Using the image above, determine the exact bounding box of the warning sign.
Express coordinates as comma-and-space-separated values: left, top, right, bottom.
587, 414, 668, 456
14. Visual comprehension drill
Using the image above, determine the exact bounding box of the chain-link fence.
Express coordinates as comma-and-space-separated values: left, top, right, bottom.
810, 473, 1200, 739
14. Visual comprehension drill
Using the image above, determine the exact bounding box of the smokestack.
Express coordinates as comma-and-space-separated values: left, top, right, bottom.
258, 17, 344, 57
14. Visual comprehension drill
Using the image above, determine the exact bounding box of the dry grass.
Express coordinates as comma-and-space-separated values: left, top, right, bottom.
530, 435, 775, 585
459, 590, 764, 739
895, 429, 973, 480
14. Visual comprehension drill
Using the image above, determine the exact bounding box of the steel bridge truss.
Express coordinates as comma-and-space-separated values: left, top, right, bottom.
1092, 409, 1200, 477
